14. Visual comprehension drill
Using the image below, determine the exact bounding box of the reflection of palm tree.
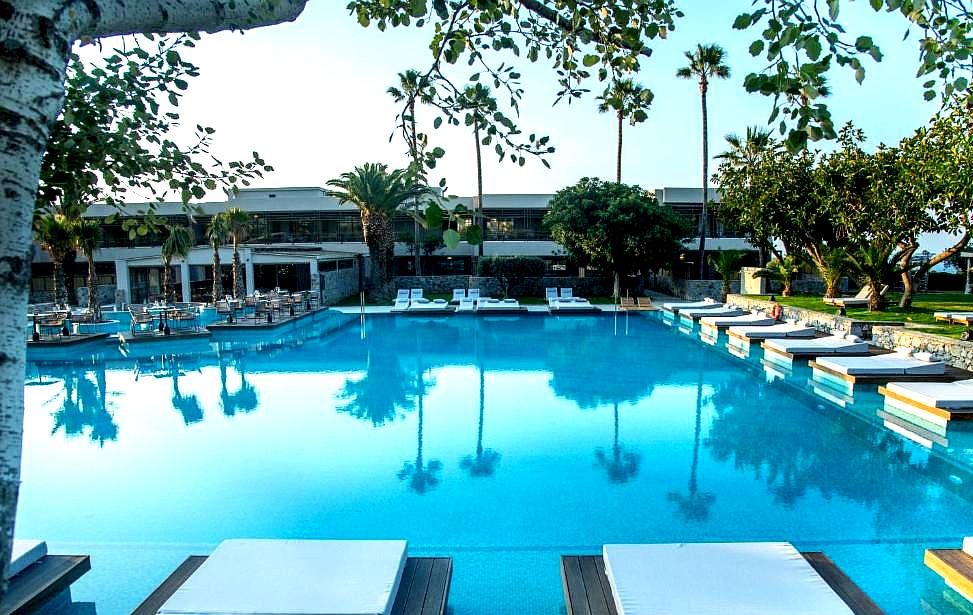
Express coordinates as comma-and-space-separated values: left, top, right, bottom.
460, 364, 500, 477
169, 357, 203, 425
338, 348, 415, 426
667, 369, 716, 521
398, 353, 441, 494
219, 355, 259, 417
51, 363, 118, 446
595, 402, 640, 484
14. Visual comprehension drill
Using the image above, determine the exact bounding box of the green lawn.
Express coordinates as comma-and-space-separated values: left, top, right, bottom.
746, 292, 973, 339
334, 293, 619, 307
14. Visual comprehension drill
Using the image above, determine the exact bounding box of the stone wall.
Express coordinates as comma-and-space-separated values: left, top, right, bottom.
650, 273, 739, 300
872, 326, 973, 372
728, 294, 905, 339
320, 262, 360, 305
381, 275, 613, 300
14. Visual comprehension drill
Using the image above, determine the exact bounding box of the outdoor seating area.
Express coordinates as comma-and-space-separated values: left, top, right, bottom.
547, 288, 598, 313
213, 290, 320, 325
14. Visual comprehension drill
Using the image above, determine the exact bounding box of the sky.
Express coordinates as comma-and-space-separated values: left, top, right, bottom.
91, 0, 941, 200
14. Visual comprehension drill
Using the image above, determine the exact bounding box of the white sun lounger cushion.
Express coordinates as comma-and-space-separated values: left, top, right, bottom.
964, 537, 973, 556
764, 336, 868, 355
680, 307, 743, 318
884, 381, 973, 409
816, 356, 946, 376
159, 539, 408, 615
729, 324, 817, 339
603, 542, 853, 615
701, 314, 775, 327
7, 539, 47, 579
662, 300, 722, 311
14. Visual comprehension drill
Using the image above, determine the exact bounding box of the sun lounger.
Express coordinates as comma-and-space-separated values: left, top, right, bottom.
559, 288, 573, 299
477, 298, 521, 312
550, 297, 598, 312
824, 285, 888, 308
396, 289, 410, 301
391, 298, 410, 312
699, 312, 774, 328
410, 288, 423, 300
925, 537, 973, 605
135, 539, 452, 615
456, 297, 475, 312
406, 298, 451, 313
764, 334, 869, 357
619, 296, 637, 310
879, 379, 973, 427
814, 353, 945, 376
3, 539, 91, 615
661, 298, 719, 312
8, 540, 48, 579
564, 542, 880, 615
452, 289, 466, 302
545, 288, 558, 302
728, 322, 818, 341
468, 288, 480, 302
637, 297, 653, 309
679, 306, 744, 320
945, 313, 973, 325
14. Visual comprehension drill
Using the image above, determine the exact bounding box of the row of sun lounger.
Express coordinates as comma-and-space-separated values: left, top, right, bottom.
392, 288, 593, 314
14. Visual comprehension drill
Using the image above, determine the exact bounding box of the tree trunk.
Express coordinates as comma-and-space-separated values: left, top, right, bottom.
613, 271, 621, 300
232, 241, 244, 299
898, 246, 916, 309
474, 124, 484, 258
698, 80, 709, 279
868, 282, 882, 312
0, 0, 308, 594
902, 231, 970, 308
362, 210, 394, 290
720, 280, 729, 303
782, 279, 793, 297
162, 260, 172, 304
409, 100, 421, 275
52, 257, 67, 306
86, 252, 99, 320
616, 110, 623, 183
211, 242, 223, 304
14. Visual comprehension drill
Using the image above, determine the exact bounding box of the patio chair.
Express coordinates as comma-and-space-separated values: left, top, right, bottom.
559, 287, 573, 299
128, 305, 156, 335
452, 288, 466, 302
545, 288, 558, 302
619, 296, 636, 310
468, 288, 480, 302
411, 288, 424, 300
170, 305, 199, 331
396, 289, 410, 300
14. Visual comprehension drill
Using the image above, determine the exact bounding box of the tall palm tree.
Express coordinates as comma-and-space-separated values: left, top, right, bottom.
34, 214, 75, 305
596, 78, 653, 182
677, 44, 730, 279
224, 207, 251, 299
457, 84, 498, 258
73, 219, 102, 319
206, 213, 229, 303
715, 125, 774, 169
388, 69, 431, 274
326, 163, 430, 289
846, 242, 900, 311
160, 224, 194, 304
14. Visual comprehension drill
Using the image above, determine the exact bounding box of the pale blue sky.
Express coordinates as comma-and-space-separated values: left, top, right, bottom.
105, 1, 939, 198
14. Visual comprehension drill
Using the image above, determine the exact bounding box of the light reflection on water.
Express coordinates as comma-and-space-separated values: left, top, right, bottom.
17, 311, 973, 614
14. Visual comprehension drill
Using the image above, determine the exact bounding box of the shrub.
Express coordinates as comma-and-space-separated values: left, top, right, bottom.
478, 256, 546, 297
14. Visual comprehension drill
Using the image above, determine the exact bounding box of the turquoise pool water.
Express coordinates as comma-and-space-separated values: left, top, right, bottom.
17, 311, 973, 614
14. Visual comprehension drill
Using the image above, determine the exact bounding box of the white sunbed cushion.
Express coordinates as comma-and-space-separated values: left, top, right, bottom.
159, 539, 408, 615
701, 315, 774, 327
662, 300, 720, 311
7, 539, 47, 579
885, 381, 973, 409
817, 356, 945, 376
964, 537, 973, 557
765, 336, 869, 355
603, 542, 853, 615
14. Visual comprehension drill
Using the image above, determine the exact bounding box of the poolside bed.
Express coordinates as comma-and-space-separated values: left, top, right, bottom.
549, 297, 600, 313
811, 353, 954, 386
699, 312, 774, 329
727, 322, 817, 343
925, 537, 973, 605
2, 540, 91, 615
763, 334, 870, 361
878, 379, 973, 428
660, 298, 720, 313
678, 306, 745, 321
476, 298, 525, 313
405, 298, 452, 314
132, 539, 452, 615
561, 543, 883, 615
934, 311, 973, 324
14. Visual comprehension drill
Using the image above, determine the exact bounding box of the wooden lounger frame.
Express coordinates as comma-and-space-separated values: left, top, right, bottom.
878, 385, 973, 423
925, 548, 973, 602
809, 360, 966, 385
561, 552, 884, 615
132, 555, 452, 615
0, 555, 91, 615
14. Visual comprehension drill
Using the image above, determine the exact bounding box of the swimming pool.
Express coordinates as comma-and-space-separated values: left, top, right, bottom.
17, 311, 973, 613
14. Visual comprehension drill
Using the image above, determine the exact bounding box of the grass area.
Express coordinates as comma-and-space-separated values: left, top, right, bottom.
747, 292, 973, 339
334, 292, 619, 307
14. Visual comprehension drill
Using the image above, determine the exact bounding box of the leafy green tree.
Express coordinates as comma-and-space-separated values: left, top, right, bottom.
33, 215, 75, 306
73, 219, 103, 318
677, 44, 730, 278
545, 178, 691, 298
756, 255, 801, 297
478, 256, 546, 298
708, 249, 748, 302
206, 214, 229, 304
845, 242, 901, 312
596, 79, 654, 182
160, 225, 194, 304
813, 243, 849, 300
326, 163, 431, 289
224, 208, 251, 299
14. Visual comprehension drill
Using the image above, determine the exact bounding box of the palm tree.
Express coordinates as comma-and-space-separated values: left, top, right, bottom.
677, 44, 730, 279
846, 242, 899, 311
224, 207, 251, 299
814, 243, 849, 299
34, 214, 75, 305
715, 126, 774, 169
707, 249, 748, 302
596, 78, 654, 182
73, 219, 102, 319
206, 213, 229, 304
756, 255, 801, 297
160, 225, 194, 304
326, 163, 430, 289
457, 84, 498, 258
169, 358, 203, 425
388, 69, 431, 274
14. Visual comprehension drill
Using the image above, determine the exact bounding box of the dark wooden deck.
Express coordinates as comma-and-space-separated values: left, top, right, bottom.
131, 555, 451, 615
925, 548, 973, 602
561, 552, 884, 615
0, 555, 90, 615
206, 306, 329, 330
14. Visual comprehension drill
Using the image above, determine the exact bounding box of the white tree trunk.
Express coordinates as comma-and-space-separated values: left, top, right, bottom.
0, 0, 308, 591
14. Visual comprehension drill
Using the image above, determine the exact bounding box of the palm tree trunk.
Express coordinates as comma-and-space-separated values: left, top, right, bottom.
613, 271, 621, 300
86, 252, 99, 320
162, 260, 172, 304
362, 210, 394, 289
475, 123, 484, 259
211, 242, 223, 304
616, 110, 623, 183
410, 100, 421, 275
232, 240, 243, 299
698, 81, 709, 280
52, 257, 66, 306
477, 364, 485, 457
868, 282, 882, 312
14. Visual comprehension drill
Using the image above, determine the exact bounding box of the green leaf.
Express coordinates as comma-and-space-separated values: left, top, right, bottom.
582, 54, 599, 67
733, 13, 752, 29
465, 224, 482, 245
424, 203, 443, 229
443, 228, 461, 249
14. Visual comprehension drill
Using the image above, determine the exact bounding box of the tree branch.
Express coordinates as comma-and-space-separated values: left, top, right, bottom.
517, 0, 653, 59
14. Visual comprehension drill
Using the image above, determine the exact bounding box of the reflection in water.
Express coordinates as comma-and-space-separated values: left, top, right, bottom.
337, 345, 415, 426
594, 401, 640, 484
397, 346, 441, 494
167, 357, 203, 425
460, 364, 501, 478
667, 368, 715, 521
218, 353, 258, 416
50, 362, 117, 446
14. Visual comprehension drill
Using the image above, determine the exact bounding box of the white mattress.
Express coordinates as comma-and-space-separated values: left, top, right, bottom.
764, 336, 868, 355
884, 381, 973, 409
662, 300, 719, 311
603, 542, 853, 615
407, 299, 449, 311
159, 539, 408, 615
478, 299, 520, 310
964, 537, 973, 556
700, 314, 774, 327
816, 356, 946, 376
680, 307, 742, 318
728, 324, 817, 339
553, 299, 594, 310
7, 539, 47, 579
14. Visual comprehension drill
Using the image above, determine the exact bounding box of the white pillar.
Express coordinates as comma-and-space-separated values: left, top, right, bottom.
180, 261, 191, 303
245, 250, 255, 294
309, 261, 319, 294
114, 260, 130, 306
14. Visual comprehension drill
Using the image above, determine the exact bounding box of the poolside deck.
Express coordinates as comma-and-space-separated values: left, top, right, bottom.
26, 332, 109, 347
925, 548, 973, 603
560, 553, 884, 615
0, 554, 91, 615
131, 555, 451, 615
878, 385, 973, 424
763, 342, 883, 362
119, 329, 212, 343
809, 360, 970, 385
207, 306, 328, 331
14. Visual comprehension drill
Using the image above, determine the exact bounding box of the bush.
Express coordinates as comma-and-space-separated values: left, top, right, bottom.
478, 256, 546, 297
927, 271, 964, 291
